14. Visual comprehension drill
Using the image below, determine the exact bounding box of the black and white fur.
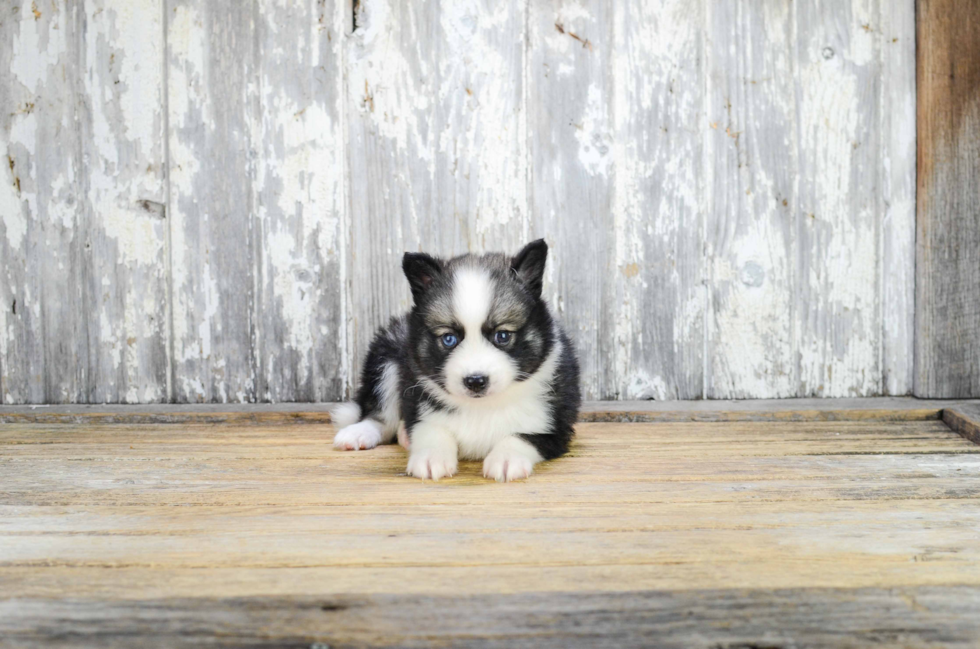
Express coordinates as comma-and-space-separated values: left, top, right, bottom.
332, 239, 581, 482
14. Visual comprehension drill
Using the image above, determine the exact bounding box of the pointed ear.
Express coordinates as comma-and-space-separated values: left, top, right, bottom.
511, 239, 548, 299
402, 252, 443, 303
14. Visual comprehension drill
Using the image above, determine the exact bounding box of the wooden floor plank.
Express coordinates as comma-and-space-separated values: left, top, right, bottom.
4, 561, 980, 599
5, 455, 980, 496
3, 523, 978, 571
5, 498, 979, 531
1, 417, 979, 646
4, 587, 980, 649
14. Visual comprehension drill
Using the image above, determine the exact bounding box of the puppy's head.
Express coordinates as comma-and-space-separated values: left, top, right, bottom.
403, 239, 552, 402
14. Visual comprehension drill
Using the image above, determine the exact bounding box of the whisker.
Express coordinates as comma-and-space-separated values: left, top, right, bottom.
402, 379, 427, 397
514, 372, 559, 397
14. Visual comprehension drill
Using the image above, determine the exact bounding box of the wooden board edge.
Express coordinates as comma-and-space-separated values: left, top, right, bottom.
579, 408, 943, 423
0, 411, 335, 426
942, 406, 980, 445
0, 399, 968, 425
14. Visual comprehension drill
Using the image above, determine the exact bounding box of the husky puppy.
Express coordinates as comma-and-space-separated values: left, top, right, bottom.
332, 239, 580, 482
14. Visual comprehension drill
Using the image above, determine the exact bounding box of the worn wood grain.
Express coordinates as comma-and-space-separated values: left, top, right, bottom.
4, 587, 980, 648
4, 397, 977, 424
250, 0, 347, 401
528, 1, 612, 400
0, 1, 169, 404
880, 0, 916, 396
345, 0, 529, 387
705, 0, 795, 399
166, 0, 258, 402
608, 0, 704, 400
943, 404, 980, 445
1, 418, 980, 645
0, 0, 70, 404
166, 0, 346, 403
796, 0, 882, 397
914, 0, 980, 398
81, 1, 171, 405
1, 2, 923, 403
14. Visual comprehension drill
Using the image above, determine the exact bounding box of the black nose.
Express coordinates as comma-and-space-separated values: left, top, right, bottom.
463, 375, 489, 394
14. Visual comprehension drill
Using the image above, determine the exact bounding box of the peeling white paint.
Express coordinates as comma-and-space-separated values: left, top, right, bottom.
437, 0, 528, 245
879, 0, 916, 396
10, 9, 66, 93
607, 0, 704, 400
347, 0, 432, 160
1, 0, 919, 403
797, 4, 881, 397
625, 370, 669, 401
575, 84, 612, 177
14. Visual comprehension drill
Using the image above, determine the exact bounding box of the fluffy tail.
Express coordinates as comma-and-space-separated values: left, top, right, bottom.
331, 402, 362, 429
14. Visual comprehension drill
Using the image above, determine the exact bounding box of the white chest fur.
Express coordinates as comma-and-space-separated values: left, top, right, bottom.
422, 389, 551, 459
417, 337, 560, 460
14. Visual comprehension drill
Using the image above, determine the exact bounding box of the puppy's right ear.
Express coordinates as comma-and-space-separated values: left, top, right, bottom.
402, 252, 443, 303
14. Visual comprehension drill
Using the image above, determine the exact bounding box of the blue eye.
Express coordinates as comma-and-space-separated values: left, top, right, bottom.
440, 333, 458, 348
494, 331, 512, 345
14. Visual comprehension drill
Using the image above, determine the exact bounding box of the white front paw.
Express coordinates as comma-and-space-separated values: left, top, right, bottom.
406, 449, 458, 481
333, 420, 383, 451
482, 452, 534, 482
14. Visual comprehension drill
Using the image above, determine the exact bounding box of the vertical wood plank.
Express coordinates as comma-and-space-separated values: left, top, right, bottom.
166, 0, 257, 402
0, 1, 67, 403
345, 0, 439, 387
704, 1, 796, 398
879, 0, 916, 396
252, 0, 347, 401
607, 0, 704, 399
0, 1, 168, 404
432, 1, 528, 254
915, 0, 980, 398
168, 0, 348, 403
81, 0, 170, 403
345, 0, 528, 389
527, 0, 612, 400
40, 1, 84, 403
795, 0, 882, 397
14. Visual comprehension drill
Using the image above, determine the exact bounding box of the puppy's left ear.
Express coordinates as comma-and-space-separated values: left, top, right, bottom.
511, 239, 548, 299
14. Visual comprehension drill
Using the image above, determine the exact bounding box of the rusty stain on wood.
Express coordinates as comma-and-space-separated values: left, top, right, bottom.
621, 263, 640, 278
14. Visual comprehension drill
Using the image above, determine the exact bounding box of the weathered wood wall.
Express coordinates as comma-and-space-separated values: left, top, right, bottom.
914, 0, 980, 398
0, 0, 919, 403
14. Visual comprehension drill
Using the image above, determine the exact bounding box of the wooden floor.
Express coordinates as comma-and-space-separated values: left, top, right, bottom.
3, 406, 980, 647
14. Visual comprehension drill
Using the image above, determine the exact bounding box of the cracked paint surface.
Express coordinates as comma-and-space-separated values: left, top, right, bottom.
1, 0, 917, 403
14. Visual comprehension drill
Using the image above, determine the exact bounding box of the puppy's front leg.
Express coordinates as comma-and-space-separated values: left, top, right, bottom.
405, 423, 458, 481
483, 436, 543, 482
